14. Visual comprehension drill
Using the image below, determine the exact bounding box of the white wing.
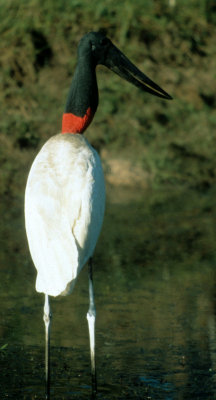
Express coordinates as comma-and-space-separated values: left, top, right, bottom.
25, 134, 105, 297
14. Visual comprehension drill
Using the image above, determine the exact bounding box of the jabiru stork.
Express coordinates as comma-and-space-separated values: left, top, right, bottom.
24, 31, 172, 399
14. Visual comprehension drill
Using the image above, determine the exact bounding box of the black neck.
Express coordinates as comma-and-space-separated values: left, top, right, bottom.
65, 59, 98, 117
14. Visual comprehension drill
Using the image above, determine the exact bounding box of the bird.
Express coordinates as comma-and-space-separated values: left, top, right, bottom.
24, 31, 172, 399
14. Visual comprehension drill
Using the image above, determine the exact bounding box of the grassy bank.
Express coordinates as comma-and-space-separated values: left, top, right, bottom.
0, 0, 216, 267
1, 0, 216, 188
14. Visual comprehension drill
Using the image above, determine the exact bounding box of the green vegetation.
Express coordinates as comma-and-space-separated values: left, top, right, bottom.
0, 344, 8, 352
1, 0, 216, 184
0, 0, 216, 268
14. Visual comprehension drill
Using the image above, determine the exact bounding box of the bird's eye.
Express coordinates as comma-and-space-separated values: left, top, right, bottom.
91, 43, 96, 51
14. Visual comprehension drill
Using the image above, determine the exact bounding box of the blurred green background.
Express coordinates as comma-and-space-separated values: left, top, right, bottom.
1, 1, 216, 398
0, 0, 216, 269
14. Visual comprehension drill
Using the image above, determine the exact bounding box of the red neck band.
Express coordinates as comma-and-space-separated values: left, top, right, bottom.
61, 107, 94, 134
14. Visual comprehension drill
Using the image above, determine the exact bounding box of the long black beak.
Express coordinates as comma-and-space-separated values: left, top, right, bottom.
104, 44, 172, 100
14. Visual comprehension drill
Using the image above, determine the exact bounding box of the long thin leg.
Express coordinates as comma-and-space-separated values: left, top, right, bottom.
86, 258, 97, 397
43, 294, 52, 400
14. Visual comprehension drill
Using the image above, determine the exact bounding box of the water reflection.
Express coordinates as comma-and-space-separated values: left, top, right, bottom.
0, 186, 216, 399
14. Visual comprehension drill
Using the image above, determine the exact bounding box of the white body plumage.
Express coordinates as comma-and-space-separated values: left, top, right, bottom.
25, 133, 105, 297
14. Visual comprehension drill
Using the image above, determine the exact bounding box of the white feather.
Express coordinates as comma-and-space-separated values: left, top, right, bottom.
25, 134, 105, 297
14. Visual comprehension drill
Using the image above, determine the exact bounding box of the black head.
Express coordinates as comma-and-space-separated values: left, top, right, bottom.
78, 31, 172, 100
78, 31, 111, 65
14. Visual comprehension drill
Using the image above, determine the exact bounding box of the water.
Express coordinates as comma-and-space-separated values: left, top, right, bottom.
0, 186, 216, 399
